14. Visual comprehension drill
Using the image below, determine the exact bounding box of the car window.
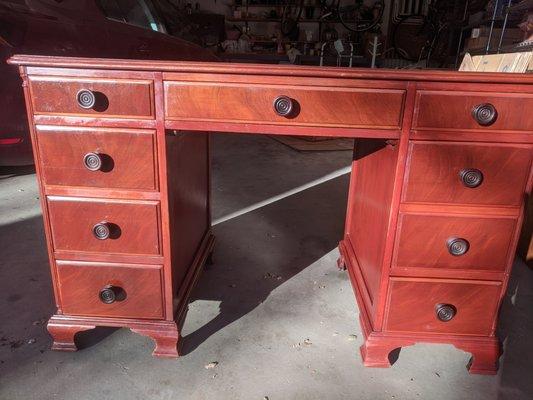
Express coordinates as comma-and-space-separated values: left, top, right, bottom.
98, 0, 167, 33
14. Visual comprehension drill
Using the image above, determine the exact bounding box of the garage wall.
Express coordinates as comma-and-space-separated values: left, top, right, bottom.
189, 0, 394, 41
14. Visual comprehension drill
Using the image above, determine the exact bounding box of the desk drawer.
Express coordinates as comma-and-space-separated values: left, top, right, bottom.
414, 90, 533, 131
384, 278, 501, 335
29, 76, 154, 119
47, 197, 161, 256
36, 126, 158, 190
56, 261, 164, 319
164, 82, 405, 129
393, 213, 516, 271
403, 142, 531, 207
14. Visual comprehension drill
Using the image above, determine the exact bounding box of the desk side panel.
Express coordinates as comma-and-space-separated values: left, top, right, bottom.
345, 139, 399, 327
166, 132, 210, 296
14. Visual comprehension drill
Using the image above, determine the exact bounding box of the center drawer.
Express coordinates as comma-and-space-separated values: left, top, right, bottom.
36, 126, 158, 190
393, 213, 516, 271
47, 197, 161, 256
164, 82, 405, 129
56, 261, 164, 319
384, 278, 502, 335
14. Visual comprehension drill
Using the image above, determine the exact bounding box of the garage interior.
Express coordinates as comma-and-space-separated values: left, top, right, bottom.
1, 1, 533, 399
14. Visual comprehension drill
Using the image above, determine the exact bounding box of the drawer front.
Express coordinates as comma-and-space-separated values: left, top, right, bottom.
394, 213, 516, 271
164, 82, 405, 129
414, 90, 533, 131
36, 126, 158, 190
56, 261, 164, 319
48, 197, 161, 256
403, 142, 531, 207
385, 278, 501, 335
29, 76, 154, 118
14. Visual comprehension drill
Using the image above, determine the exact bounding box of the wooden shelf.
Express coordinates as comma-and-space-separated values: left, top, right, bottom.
230, 2, 321, 7
227, 17, 341, 23
227, 17, 280, 22
508, 0, 533, 12
251, 39, 320, 43
465, 41, 533, 56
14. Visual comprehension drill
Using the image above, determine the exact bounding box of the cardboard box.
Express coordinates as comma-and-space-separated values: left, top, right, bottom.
465, 27, 524, 51
459, 51, 533, 72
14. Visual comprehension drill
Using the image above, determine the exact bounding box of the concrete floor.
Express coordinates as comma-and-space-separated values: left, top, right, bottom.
0, 134, 532, 400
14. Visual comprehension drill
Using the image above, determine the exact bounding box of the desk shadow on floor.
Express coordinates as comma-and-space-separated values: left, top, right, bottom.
0, 215, 54, 375
496, 259, 533, 400
0, 214, 118, 377
0, 158, 350, 373
0, 165, 35, 180
181, 173, 350, 355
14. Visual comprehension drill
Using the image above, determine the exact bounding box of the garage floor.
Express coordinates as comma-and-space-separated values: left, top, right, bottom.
0, 134, 532, 400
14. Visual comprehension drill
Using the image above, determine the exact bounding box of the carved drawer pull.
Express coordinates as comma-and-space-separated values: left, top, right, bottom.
76, 89, 96, 109
99, 285, 126, 304
447, 237, 469, 256
273, 95, 294, 117
471, 103, 497, 126
459, 168, 483, 188
93, 221, 111, 240
83, 152, 103, 171
435, 303, 457, 322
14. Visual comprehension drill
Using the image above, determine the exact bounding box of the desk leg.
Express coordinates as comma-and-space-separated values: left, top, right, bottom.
454, 339, 501, 375
336, 254, 347, 271
47, 317, 96, 352
360, 332, 415, 368
131, 323, 180, 358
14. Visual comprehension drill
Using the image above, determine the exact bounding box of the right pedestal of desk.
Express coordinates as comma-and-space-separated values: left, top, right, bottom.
339, 86, 533, 375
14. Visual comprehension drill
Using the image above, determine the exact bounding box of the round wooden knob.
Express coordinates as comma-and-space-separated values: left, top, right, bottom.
436, 304, 456, 322
83, 152, 102, 171
459, 168, 483, 188
273, 96, 294, 117
93, 222, 110, 240
77, 89, 96, 109
99, 285, 123, 304
447, 237, 469, 256
472, 103, 497, 126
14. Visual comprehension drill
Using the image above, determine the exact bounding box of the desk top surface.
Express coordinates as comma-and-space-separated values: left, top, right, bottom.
8, 54, 533, 85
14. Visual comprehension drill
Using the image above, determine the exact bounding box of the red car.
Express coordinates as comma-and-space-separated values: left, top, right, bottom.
0, 0, 215, 166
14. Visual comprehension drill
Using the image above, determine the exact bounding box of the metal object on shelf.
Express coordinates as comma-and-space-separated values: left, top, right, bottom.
319, 39, 354, 67
496, 0, 514, 53
456, 0, 530, 67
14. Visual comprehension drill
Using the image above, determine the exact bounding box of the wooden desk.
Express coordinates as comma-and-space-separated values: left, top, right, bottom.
8, 55, 533, 375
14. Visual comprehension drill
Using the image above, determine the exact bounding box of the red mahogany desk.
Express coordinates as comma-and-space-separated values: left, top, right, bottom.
8, 55, 533, 375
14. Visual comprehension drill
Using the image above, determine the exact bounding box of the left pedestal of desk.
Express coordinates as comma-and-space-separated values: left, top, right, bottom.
14, 65, 212, 358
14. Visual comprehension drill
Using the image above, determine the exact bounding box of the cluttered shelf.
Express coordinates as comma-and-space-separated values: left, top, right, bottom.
218, 0, 532, 68
229, 2, 321, 8
227, 17, 342, 23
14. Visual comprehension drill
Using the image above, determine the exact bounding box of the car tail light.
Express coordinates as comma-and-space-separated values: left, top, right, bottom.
0, 138, 23, 145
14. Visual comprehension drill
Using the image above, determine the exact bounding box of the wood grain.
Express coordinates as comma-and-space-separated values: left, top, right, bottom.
10, 54, 533, 370
414, 90, 533, 131
166, 132, 210, 295
164, 82, 405, 129
403, 141, 532, 206
393, 213, 516, 271
47, 197, 161, 256
29, 76, 154, 119
384, 278, 502, 335
56, 261, 164, 319
346, 139, 400, 325
9, 54, 533, 84
36, 125, 158, 190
